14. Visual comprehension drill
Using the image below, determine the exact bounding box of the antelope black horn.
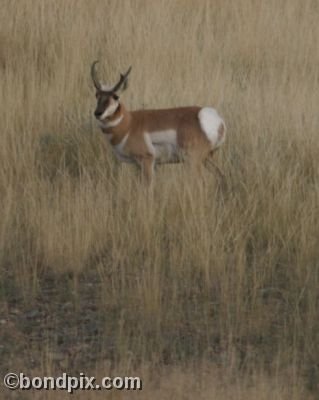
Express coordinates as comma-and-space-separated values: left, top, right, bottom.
112, 66, 132, 93
91, 60, 101, 91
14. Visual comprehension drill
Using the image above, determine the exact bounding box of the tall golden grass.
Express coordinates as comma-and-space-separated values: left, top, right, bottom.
0, 0, 318, 398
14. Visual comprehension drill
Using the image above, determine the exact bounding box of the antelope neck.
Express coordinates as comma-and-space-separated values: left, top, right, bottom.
102, 103, 131, 146
107, 102, 121, 119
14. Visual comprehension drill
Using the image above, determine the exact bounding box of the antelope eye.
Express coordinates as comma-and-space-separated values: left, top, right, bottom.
113, 94, 119, 101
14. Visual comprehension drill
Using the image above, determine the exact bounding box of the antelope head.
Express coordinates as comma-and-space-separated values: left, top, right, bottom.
91, 61, 132, 121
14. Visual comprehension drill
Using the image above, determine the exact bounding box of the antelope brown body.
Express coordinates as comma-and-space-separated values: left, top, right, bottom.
91, 61, 226, 184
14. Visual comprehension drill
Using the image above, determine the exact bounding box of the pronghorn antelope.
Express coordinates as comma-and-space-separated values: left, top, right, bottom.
91, 61, 226, 184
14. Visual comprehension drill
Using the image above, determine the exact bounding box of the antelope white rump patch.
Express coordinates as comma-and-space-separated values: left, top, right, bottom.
198, 107, 226, 148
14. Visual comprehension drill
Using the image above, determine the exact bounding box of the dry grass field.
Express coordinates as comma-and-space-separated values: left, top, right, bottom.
0, 0, 319, 398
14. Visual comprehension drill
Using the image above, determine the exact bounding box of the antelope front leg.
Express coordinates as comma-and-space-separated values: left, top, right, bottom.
138, 156, 155, 186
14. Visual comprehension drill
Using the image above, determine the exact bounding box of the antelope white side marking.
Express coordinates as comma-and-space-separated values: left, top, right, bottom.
149, 129, 177, 145
113, 133, 134, 163
145, 129, 181, 163
198, 107, 226, 148
144, 133, 156, 156
100, 101, 119, 120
